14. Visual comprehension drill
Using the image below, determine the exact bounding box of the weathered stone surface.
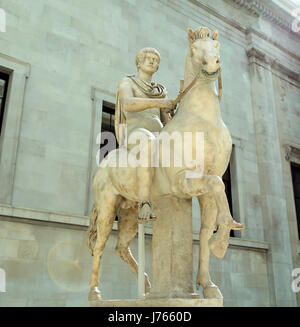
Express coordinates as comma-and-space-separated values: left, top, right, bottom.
150, 198, 195, 298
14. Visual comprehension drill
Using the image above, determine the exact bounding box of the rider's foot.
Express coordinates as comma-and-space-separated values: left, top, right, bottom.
138, 201, 157, 223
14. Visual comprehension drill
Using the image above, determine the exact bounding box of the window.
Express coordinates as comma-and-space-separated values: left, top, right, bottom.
0, 55, 30, 205
0, 71, 9, 137
100, 101, 119, 221
291, 163, 300, 239
222, 163, 235, 237
99, 101, 118, 160
101, 101, 116, 134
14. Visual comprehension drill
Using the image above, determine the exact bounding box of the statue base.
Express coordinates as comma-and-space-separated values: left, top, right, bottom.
89, 297, 223, 307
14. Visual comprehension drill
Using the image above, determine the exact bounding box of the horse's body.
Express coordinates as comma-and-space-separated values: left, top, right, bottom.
88, 27, 244, 301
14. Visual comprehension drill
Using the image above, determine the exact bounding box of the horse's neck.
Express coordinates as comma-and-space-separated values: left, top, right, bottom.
183, 51, 196, 88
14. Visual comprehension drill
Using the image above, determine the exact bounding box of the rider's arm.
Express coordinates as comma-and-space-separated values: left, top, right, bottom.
118, 78, 173, 112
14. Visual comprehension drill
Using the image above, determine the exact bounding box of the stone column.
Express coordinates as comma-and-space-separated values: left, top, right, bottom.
247, 45, 297, 306
148, 197, 198, 299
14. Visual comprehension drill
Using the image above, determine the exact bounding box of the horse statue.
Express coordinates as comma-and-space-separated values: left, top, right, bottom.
87, 26, 244, 301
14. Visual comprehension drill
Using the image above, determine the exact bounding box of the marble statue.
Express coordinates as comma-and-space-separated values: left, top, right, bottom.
115, 47, 174, 222
87, 27, 244, 302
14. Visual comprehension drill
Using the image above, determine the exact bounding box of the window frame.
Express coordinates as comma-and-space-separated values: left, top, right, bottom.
0, 53, 30, 205
0, 71, 9, 136
285, 144, 300, 243
85, 87, 116, 215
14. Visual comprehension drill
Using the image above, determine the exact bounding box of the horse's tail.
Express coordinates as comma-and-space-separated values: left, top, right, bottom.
87, 204, 99, 256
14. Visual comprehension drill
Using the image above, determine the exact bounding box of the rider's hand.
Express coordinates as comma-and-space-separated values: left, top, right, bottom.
161, 99, 177, 113
161, 111, 172, 126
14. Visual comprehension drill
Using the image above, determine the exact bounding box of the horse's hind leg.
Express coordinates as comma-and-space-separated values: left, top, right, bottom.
88, 193, 121, 301
115, 206, 151, 293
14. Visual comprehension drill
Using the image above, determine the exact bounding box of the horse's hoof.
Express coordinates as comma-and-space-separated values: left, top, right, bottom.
145, 285, 151, 294
88, 286, 102, 302
209, 235, 228, 259
203, 284, 223, 299
231, 220, 245, 230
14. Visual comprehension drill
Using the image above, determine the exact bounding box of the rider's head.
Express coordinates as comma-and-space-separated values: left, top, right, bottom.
136, 48, 161, 74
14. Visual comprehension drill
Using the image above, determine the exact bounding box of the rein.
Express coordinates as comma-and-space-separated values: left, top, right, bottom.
174, 72, 201, 107
217, 68, 222, 101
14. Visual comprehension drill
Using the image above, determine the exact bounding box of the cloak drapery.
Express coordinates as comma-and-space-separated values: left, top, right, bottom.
115, 75, 167, 146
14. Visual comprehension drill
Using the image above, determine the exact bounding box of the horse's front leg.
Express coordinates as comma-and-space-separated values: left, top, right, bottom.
207, 177, 244, 259
197, 193, 223, 299
176, 172, 243, 258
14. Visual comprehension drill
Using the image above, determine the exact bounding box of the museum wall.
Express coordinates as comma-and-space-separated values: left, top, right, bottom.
0, 219, 269, 307
272, 74, 300, 305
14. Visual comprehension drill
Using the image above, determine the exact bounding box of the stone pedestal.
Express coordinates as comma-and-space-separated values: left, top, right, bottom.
149, 197, 196, 299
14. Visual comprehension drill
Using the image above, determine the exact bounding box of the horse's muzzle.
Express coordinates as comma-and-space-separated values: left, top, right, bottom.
201, 69, 218, 77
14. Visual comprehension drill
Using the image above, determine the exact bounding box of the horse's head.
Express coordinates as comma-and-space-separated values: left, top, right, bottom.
187, 27, 221, 81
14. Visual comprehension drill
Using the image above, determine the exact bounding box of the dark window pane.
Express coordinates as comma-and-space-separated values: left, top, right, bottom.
100, 102, 118, 160
100, 101, 118, 221
291, 163, 300, 239
222, 164, 234, 237
101, 102, 116, 134
0, 72, 9, 137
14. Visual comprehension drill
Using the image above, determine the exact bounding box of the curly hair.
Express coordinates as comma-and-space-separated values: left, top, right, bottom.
135, 47, 161, 68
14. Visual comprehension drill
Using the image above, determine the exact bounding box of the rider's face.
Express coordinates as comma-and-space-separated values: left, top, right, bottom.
139, 53, 159, 75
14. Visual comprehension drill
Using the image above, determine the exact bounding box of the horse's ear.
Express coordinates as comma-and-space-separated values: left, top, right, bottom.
187, 28, 195, 44
212, 30, 219, 40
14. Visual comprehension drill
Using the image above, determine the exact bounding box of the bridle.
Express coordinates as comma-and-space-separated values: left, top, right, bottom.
169, 67, 222, 116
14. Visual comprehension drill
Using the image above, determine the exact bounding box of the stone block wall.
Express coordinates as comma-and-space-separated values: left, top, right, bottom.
0, 218, 270, 307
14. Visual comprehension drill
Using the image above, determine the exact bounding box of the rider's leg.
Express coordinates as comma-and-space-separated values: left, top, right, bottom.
127, 128, 157, 222
137, 137, 157, 221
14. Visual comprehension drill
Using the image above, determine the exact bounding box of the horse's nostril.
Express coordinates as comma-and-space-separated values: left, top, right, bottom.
216, 59, 220, 64
202, 60, 207, 65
